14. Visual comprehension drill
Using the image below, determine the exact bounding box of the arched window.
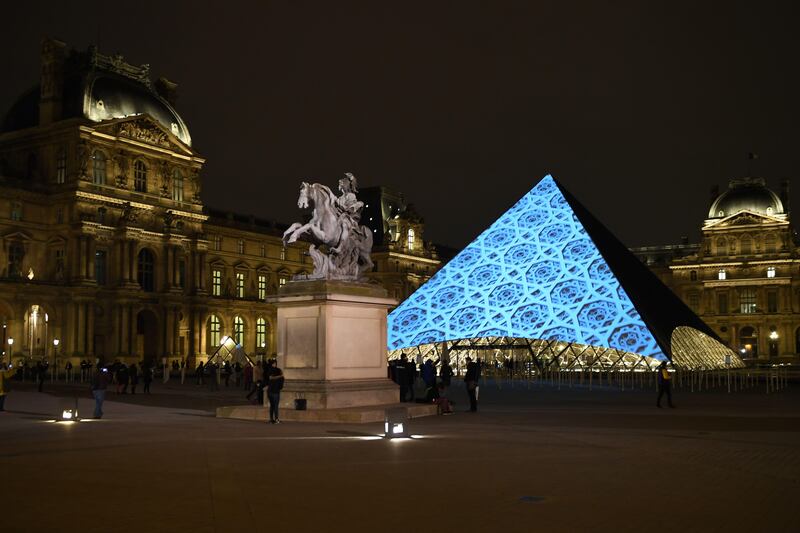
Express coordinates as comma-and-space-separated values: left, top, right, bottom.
7, 242, 24, 277
407, 228, 415, 249
256, 318, 267, 350
172, 169, 184, 202
739, 326, 758, 358
92, 150, 106, 185
137, 249, 155, 292
233, 316, 244, 345
690, 270, 697, 281
134, 160, 147, 192
208, 315, 221, 349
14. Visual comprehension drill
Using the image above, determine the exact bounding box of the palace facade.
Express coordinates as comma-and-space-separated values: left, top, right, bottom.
0, 39, 439, 367
633, 177, 799, 365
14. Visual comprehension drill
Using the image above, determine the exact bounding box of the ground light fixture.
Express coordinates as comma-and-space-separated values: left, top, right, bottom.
60, 397, 79, 422
384, 408, 409, 439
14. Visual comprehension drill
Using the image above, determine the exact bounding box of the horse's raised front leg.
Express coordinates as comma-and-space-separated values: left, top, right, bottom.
283, 222, 306, 245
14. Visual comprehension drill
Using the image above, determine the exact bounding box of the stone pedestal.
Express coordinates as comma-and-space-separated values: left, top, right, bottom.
271, 280, 399, 410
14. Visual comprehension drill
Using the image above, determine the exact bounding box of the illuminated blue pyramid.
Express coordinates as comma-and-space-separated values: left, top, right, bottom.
387, 175, 667, 360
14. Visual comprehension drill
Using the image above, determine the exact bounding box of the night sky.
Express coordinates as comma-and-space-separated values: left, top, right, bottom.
2, 1, 798, 249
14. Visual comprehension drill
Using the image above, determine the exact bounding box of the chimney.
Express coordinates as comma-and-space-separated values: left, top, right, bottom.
39, 37, 67, 125
155, 77, 179, 106
781, 179, 790, 213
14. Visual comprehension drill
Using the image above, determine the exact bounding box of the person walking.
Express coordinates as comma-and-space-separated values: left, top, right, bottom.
464, 356, 479, 412
266, 359, 285, 424
118, 363, 129, 394
129, 363, 139, 394
195, 361, 204, 386
0, 362, 16, 411
440, 360, 453, 388
142, 364, 153, 394
243, 362, 253, 391
656, 361, 675, 408
91, 367, 110, 419
223, 361, 232, 387
36, 361, 46, 392
395, 354, 409, 402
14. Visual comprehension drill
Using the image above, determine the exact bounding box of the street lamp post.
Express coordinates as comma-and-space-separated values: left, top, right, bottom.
53, 339, 60, 383
7, 338, 13, 366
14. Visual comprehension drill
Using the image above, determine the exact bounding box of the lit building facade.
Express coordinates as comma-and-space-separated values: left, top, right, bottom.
0, 39, 437, 367
633, 177, 799, 364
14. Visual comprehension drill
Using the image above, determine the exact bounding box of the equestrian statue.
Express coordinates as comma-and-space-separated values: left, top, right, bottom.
282, 173, 374, 281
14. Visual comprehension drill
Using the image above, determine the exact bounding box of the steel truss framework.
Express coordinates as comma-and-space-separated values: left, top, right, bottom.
389, 326, 743, 371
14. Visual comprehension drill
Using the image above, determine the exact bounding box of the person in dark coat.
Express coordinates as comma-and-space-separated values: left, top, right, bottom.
129, 363, 139, 394
464, 356, 479, 412
196, 361, 205, 385
395, 354, 409, 402
223, 361, 232, 387
142, 364, 153, 394
117, 364, 129, 394
656, 361, 675, 408
91, 367, 110, 418
266, 359, 285, 424
440, 360, 453, 388
36, 361, 46, 392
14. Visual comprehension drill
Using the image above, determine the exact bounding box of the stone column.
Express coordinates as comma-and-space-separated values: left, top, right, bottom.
164, 307, 174, 357
129, 305, 138, 359
164, 246, 173, 290
199, 252, 207, 292
87, 237, 96, 281
120, 240, 129, 283
76, 301, 86, 355
119, 305, 129, 356
86, 302, 95, 358
172, 246, 181, 287
173, 308, 181, 355
129, 241, 138, 285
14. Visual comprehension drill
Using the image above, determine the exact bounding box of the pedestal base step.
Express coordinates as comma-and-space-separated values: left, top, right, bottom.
216, 402, 438, 424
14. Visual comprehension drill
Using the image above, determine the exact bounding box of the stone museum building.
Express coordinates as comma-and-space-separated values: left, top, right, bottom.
0, 39, 439, 367
633, 177, 800, 365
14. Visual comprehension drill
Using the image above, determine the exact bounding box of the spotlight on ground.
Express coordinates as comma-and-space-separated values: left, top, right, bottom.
384, 408, 410, 439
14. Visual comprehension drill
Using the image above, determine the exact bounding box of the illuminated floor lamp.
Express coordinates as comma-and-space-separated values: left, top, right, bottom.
53, 339, 60, 382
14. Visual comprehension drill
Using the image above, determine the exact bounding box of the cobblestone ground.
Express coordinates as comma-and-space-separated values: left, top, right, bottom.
1, 377, 797, 533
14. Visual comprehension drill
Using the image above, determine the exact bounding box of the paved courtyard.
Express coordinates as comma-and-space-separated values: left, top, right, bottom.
1, 378, 798, 533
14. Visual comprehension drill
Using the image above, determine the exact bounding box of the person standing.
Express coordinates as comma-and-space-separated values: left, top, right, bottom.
657, 361, 675, 408
0, 362, 16, 411
196, 361, 205, 386
36, 361, 46, 392
91, 367, 110, 418
267, 359, 285, 424
464, 356, 479, 412
65, 360, 73, 383
142, 364, 153, 394
129, 363, 139, 394
247, 361, 264, 402
440, 360, 453, 388
395, 354, 409, 402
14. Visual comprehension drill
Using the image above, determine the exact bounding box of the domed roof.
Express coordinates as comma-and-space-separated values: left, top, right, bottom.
2, 45, 191, 147
708, 177, 784, 219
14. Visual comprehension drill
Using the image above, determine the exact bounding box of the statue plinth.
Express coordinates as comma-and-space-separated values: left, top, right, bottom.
270, 280, 399, 410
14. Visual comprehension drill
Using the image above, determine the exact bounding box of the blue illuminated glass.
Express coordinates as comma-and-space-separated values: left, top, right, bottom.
387, 175, 666, 360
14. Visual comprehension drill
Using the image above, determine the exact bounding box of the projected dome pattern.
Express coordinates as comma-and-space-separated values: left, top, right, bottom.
387, 176, 666, 360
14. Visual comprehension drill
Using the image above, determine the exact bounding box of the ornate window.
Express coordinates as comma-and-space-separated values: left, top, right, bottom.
233, 316, 245, 345
7, 242, 24, 277
740, 236, 752, 255
690, 270, 697, 281
137, 249, 155, 292
172, 169, 184, 202
407, 228, 415, 249
209, 315, 221, 348
718, 269, 726, 280
56, 148, 66, 184
211, 269, 222, 296
767, 291, 778, 313
55, 249, 65, 278
213, 235, 222, 251
767, 266, 776, 278
256, 318, 267, 350
95, 250, 107, 285
717, 293, 728, 314
279, 276, 287, 287
715, 237, 726, 256
97, 207, 106, 225
260, 243, 266, 257
258, 274, 267, 300
10, 201, 22, 221
740, 288, 756, 314
237, 239, 245, 255
134, 160, 147, 192
765, 234, 777, 254
92, 150, 106, 185
235, 271, 246, 298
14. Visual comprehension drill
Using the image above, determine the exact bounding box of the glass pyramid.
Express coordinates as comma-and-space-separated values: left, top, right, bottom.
387, 175, 667, 360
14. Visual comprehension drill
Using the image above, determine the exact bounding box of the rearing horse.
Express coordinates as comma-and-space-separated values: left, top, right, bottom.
283, 182, 340, 248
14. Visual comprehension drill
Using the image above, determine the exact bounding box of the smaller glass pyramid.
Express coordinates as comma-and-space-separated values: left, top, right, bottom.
387, 175, 667, 360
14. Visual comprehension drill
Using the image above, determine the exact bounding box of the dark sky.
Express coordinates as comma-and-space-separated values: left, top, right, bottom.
2, 1, 799, 249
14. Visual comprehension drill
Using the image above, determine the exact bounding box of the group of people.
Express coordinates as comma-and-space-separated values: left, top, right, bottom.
389, 355, 482, 413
